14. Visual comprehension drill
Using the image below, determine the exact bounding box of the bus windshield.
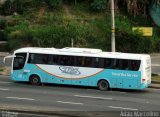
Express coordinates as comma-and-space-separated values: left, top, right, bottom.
13, 53, 27, 70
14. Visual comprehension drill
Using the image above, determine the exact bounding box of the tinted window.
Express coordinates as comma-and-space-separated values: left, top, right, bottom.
59, 55, 74, 66
84, 57, 92, 67
103, 58, 115, 69
114, 59, 140, 71
28, 53, 49, 64
75, 56, 84, 67
13, 53, 27, 70
49, 55, 59, 65
92, 57, 103, 68
28, 53, 141, 71
130, 60, 141, 71
115, 59, 129, 70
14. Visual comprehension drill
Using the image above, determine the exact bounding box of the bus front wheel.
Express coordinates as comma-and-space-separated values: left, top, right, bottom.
98, 80, 109, 91
29, 75, 41, 86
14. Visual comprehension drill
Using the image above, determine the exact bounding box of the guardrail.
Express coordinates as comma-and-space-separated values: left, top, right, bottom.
0, 41, 7, 44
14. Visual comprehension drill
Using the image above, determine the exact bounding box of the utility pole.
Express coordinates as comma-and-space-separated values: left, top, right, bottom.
71, 38, 74, 47
111, 0, 115, 52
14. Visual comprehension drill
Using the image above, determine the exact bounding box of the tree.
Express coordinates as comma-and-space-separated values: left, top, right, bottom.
45, 0, 62, 9
1, 0, 13, 15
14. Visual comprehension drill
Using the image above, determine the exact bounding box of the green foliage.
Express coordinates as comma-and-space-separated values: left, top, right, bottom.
0, 30, 6, 41
0, 19, 6, 29
6, 22, 33, 50
116, 30, 154, 53
152, 75, 160, 81
45, 0, 62, 9
1, 0, 26, 15
90, 0, 107, 12
31, 0, 44, 8
3, 2, 160, 53
31, 22, 88, 47
0, 68, 3, 72
1, 0, 12, 15
5, 21, 89, 49
155, 39, 160, 52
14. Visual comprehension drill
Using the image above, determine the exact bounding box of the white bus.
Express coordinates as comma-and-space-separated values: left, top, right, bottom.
7, 47, 151, 90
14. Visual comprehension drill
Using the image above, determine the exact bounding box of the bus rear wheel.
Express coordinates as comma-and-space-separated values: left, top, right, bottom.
29, 75, 41, 86
98, 80, 109, 91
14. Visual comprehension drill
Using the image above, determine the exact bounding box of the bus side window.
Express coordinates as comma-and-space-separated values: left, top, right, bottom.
49, 55, 59, 65
121, 59, 129, 70
28, 53, 34, 63
59, 56, 67, 65
69, 56, 75, 66
130, 60, 141, 71
115, 59, 129, 70
84, 57, 92, 67
93, 57, 101, 68
34, 54, 49, 64
103, 58, 114, 69
59, 55, 74, 66
75, 56, 84, 67
99, 58, 104, 68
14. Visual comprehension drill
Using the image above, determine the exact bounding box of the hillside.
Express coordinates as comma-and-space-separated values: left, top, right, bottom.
0, 0, 160, 53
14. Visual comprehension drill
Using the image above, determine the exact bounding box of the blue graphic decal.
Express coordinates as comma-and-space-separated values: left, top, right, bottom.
59, 66, 81, 75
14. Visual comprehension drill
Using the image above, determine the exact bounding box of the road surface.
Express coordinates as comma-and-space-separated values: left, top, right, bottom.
151, 55, 160, 75
0, 75, 160, 117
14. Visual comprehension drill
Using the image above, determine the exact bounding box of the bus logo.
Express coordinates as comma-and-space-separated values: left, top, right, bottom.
59, 66, 81, 75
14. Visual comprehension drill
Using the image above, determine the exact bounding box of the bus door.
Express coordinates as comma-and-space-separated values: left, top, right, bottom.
12, 53, 28, 81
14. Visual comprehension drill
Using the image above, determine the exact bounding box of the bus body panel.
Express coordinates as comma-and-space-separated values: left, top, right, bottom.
140, 55, 151, 88
11, 64, 146, 89
10, 47, 151, 90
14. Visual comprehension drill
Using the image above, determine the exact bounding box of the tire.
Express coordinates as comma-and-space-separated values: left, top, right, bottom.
29, 75, 41, 86
98, 80, 109, 91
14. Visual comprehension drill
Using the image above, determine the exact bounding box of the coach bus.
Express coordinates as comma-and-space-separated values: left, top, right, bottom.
5, 47, 151, 90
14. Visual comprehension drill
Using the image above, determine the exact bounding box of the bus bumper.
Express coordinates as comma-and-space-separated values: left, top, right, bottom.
140, 83, 150, 89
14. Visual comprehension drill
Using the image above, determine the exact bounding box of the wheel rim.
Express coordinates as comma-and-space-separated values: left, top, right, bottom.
30, 76, 40, 85
98, 80, 109, 90
32, 77, 39, 84
100, 82, 107, 89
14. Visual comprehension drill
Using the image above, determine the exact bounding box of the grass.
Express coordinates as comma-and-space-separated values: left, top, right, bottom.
0, 68, 3, 72
152, 74, 160, 81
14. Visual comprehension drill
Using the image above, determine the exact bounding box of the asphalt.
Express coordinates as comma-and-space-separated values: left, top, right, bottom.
0, 75, 160, 117
0, 52, 160, 117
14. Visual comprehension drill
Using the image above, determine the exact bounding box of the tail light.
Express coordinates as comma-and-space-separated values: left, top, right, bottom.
142, 78, 146, 82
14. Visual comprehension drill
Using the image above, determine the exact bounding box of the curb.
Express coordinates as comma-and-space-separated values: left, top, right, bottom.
149, 87, 160, 89
0, 108, 112, 117
149, 84, 160, 89
0, 109, 77, 117
0, 52, 10, 57
151, 80, 160, 84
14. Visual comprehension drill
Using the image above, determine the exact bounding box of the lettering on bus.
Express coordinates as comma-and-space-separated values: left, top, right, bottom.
112, 72, 138, 78
59, 66, 81, 75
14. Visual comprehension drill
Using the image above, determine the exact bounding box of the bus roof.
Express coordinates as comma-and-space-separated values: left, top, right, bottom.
14, 47, 149, 60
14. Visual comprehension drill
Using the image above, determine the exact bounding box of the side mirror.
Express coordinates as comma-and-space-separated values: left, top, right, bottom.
3, 55, 15, 63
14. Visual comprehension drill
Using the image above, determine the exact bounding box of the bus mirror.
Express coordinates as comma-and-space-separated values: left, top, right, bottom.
3, 55, 15, 63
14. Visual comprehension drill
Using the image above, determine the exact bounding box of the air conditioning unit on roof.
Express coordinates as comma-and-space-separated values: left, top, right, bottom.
59, 47, 102, 54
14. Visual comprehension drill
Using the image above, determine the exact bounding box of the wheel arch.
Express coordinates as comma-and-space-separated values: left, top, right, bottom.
29, 74, 41, 82
97, 79, 110, 88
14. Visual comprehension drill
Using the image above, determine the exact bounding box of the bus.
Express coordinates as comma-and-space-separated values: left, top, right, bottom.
6, 47, 151, 90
